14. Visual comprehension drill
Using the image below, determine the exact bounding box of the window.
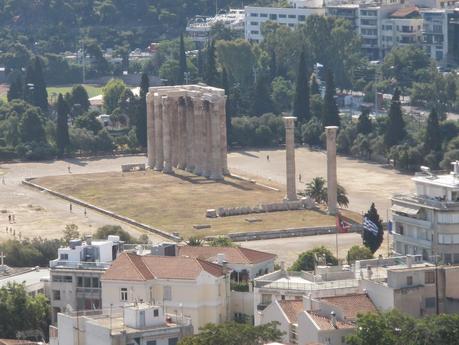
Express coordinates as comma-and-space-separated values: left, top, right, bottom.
298, 15, 305, 21
53, 290, 61, 301
92, 277, 100, 288
425, 297, 436, 308
164, 286, 172, 301
269, 14, 277, 20
153, 309, 159, 317
261, 294, 272, 305
147, 341, 157, 345
288, 14, 296, 18
60, 254, 68, 260
279, 14, 286, 18
250, 13, 258, 17
84, 277, 91, 288
425, 271, 435, 284
251, 30, 259, 35
406, 276, 413, 286
120, 288, 128, 301
250, 21, 258, 26
260, 13, 268, 17
77, 277, 83, 287
168, 338, 178, 345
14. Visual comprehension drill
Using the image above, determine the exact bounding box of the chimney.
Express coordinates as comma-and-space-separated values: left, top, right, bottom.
406, 255, 413, 268
330, 311, 337, 328
217, 253, 225, 265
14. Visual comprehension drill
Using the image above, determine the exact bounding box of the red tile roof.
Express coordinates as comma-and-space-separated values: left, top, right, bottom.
320, 294, 376, 320
278, 300, 304, 324
308, 312, 354, 330
177, 245, 276, 264
390, 6, 419, 18
102, 252, 225, 281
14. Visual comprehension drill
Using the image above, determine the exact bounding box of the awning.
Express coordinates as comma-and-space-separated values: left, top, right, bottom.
391, 204, 420, 216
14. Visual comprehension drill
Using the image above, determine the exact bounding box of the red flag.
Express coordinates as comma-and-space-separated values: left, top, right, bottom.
336, 214, 352, 233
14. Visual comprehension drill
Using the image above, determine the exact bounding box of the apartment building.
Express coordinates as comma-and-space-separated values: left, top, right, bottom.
244, 5, 325, 42
381, 6, 423, 55
49, 235, 123, 323
50, 303, 193, 345
101, 252, 230, 333
260, 293, 376, 345
361, 256, 459, 317
391, 162, 459, 263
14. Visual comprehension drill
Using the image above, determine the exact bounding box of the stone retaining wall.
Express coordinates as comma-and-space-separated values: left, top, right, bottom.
22, 178, 180, 242
222, 224, 363, 242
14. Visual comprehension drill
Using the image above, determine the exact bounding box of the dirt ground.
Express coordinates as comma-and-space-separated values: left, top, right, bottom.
32, 170, 340, 239
229, 147, 413, 219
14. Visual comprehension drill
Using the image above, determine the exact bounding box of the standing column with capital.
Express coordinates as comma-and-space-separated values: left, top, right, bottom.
210, 102, 223, 180
193, 99, 204, 176
170, 98, 179, 168
153, 94, 164, 171
202, 101, 212, 177
185, 97, 194, 172
219, 96, 229, 175
162, 96, 173, 173
177, 97, 187, 169
283, 117, 297, 201
325, 126, 338, 215
146, 91, 155, 169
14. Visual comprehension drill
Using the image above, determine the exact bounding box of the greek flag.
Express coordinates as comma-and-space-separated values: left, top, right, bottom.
363, 217, 379, 236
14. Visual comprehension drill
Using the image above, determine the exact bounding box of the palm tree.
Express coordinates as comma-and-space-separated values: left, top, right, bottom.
187, 236, 203, 246
337, 184, 349, 208
305, 177, 327, 203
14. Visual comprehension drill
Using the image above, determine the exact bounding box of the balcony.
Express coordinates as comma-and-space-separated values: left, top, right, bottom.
50, 260, 111, 270
392, 232, 432, 248
392, 214, 431, 229
392, 194, 459, 211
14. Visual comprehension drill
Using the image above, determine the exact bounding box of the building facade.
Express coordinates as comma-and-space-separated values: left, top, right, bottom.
49, 235, 123, 323
391, 163, 459, 263
101, 252, 231, 333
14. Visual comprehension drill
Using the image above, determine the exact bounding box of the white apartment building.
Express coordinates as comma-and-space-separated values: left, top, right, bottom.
244, 6, 325, 42
50, 303, 193, 345
381, 6, 423, 55
49, 235, 123, 323
391, 162, 459, 263
101, 252, 231, 333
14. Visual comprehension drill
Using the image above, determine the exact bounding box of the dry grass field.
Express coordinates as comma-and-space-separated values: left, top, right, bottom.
32, 170, 346, 239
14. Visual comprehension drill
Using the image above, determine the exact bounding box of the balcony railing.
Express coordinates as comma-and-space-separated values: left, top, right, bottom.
50, 260, 111, 270
392, 214, 432, 229
392, 194, 459, 210
392, 232, 432, 248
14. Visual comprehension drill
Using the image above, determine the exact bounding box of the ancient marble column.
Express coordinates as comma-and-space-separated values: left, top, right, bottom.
325, 126, 338, 215
283, 116, 297, 201
219, 97, 229, 175
210, 102, 223, 180
153, 94, 164, 171
185, 97, 194, 172
203, 101, 212, 178
193, 99, 204, 176
146, 91, 155, 169
170, 98, 179, 168
177, 97, 187, 169
162, 96, 173, 174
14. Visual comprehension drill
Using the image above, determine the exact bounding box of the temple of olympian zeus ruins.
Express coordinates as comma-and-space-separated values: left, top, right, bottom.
146, 85, 229, 180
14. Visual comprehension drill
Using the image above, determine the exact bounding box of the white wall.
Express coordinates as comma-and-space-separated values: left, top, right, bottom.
359, 280, 394, 311
259, 300, 291, 344
230, 291, 254, 318
297, 311, 320, 345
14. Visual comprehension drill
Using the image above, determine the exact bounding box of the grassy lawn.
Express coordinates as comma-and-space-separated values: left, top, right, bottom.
32, 170, 341, 239
47, 84, 104, 101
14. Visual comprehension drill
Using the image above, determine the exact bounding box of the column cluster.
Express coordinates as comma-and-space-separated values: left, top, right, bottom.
146, 85, 228, 181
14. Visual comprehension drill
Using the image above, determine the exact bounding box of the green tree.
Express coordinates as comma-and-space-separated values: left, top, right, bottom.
178, 322, 283, 345
362, 203, 384, 253
301, 117, 323, 146
7, 72, 24, 102
292, 50, 310, 122
305, 177, 326, 203
252, 74, 272, 116
136, 73, 149, 148
19, 108, 46, 143
290, 246, 338, 271
70, 85, 90, 112
63, 224, 80, 243
178, 33, 187, 84
322, 68, 340, 127
74, 111, 102, 134
346, 245, 373, 264
221, 68, 232, 146
204, 40, 218, 87
30, 56, 49, 112
357, 109, 372, 135
424, 108, 441, 153
103, 79, 127, 113
0, 283, 50, 338
209, 236, 235, 247
271, 76, 293, 113
187, 236, 204, 246
93, 225, 138, 243
56, 93, 70, 157
384, 89, 406, 148
310, 74, 320, 95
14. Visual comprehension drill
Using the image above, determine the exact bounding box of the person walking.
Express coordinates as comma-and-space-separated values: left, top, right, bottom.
69, 203, 73, 213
